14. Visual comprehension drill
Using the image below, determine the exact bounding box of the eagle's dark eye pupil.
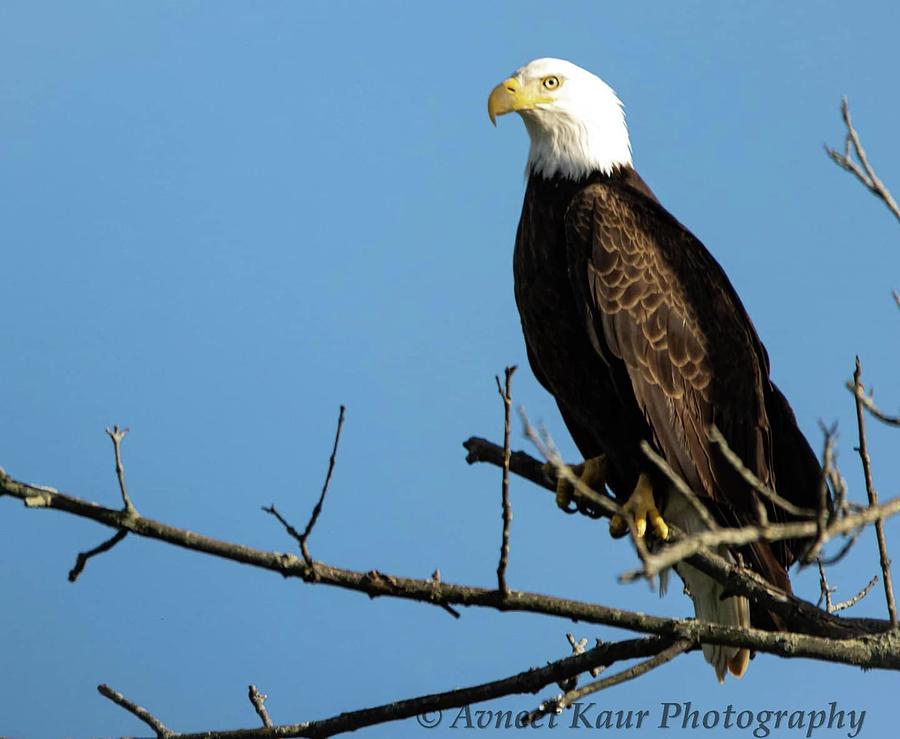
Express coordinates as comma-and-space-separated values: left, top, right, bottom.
545, 77, 559, 89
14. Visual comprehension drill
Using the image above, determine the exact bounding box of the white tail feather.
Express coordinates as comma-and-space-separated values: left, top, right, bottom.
662, 491, 752, 681
675, 560, 751, 682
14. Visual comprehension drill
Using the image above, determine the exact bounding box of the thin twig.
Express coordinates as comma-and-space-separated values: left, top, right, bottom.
819, 421, 849, 519
833, 575, 880, 614
527, 639, 692, 723
565, 633, 604, 678
561, 638, 692, 703
804, 425, 837, 563
495, 366, 516, 595
105, 426, 136, 515
97, 684, 172, 737
262, 504, 305, 545
248, 685, 273, 728
428, 569, 461, 618
852, 358, 898, 627
68, 529, 128, 582
709, 426, 817, 518
847, 380, 900, 427
299, 405, 346, 565
816, 559, 835, 613
519, 413, 655, 577
517, 410, 619, 519
825, 97, 900, 223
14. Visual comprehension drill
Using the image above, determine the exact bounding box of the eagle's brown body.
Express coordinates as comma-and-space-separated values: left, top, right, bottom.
514, 166, 825, 625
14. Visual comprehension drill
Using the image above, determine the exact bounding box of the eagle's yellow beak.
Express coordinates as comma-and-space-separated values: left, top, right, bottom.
487, 77, 552, 126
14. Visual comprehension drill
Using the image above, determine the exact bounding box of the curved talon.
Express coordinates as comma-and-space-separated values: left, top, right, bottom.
559, 499, 580, 514
609, 472, 669, 541
541, 462, 576, 511
609, 513, 629, 539
542, 455, 608, 515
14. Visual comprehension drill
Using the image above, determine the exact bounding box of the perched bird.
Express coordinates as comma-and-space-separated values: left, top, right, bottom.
488, 58, 825, 681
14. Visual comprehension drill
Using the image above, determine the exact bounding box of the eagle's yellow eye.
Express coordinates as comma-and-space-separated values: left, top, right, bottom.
542, 76, 561, 90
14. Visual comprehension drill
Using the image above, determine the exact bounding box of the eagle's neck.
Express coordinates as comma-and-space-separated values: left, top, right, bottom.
522, 106, 632, 181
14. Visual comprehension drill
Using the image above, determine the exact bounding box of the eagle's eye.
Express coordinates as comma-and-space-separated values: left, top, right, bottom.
542, 76, 561, 90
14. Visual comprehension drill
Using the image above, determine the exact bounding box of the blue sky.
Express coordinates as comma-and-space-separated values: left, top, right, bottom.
2, 1, 899, 736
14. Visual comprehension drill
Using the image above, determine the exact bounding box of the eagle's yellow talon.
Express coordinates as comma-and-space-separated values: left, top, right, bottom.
556, 479, 574, 510
543, 455, 608, 513
609, 513, 628, 538
650, 513, 669, 541
613, 472, 668, 541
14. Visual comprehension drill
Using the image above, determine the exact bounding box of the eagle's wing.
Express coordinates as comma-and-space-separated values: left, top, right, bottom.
565, 176, 788, 587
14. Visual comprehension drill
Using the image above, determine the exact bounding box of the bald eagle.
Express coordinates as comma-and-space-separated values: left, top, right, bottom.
488, 58, 824, 681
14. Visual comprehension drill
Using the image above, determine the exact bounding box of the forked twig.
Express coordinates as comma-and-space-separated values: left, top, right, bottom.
847, 381, 900, 427
825, 97, 900, 223
299, 405, 346, 564
105, 425, 136, 515
263, 406, 346, 567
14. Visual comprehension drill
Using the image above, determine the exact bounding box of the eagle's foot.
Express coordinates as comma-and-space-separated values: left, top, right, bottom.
542, 454, 608, 513
609, 472, 669, 541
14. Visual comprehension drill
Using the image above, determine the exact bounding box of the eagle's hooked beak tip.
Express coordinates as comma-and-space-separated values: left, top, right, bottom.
487, 77, 520, 127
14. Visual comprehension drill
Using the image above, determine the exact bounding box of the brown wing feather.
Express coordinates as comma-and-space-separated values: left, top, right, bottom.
565, 177, 789, 591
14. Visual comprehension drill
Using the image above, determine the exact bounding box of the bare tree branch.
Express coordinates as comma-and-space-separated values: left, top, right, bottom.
105, 425, 137, 516
852, 358, 898, 627
495, 366, 516, 595
816, 559, 836, 613
526, 639, 692, 724
68, 529, 128, 582
102, 636, 680, 738
2, 465, 896, 664
825, 97, 900, 223
833, 575, 880, 614
5, 406, 900, 739
847, 380, 900, 427
299, 405, 346, 565
516, 410, 620, 520
98, 683, 172, 737
248, 685, 273, 729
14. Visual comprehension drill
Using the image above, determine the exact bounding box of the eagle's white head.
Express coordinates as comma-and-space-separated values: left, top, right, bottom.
488, 58, 632, 180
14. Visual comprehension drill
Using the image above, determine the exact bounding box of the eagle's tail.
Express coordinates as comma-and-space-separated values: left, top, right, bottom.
675, 559, 751, 682
662, 492, 752, 681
